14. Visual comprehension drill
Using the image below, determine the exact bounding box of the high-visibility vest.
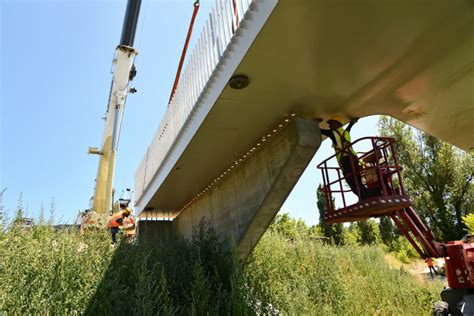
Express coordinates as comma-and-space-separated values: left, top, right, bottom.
107, 212, 123, 228
425, 258, 434, 267
332, 127, 357, 163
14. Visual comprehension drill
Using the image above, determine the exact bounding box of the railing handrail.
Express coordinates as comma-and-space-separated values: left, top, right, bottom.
316, 136, 395, 169
323, 164, 402, 189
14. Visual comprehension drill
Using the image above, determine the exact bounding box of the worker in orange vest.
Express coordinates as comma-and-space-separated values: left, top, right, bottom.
425, 257, 437, 278
123, 212, 136, 238
107, 207, 131, 244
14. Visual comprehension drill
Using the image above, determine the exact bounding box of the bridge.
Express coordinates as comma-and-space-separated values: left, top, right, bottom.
133, 0, 474, 259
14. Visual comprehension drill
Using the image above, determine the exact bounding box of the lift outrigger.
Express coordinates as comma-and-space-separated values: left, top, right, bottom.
318, 136, 474, 315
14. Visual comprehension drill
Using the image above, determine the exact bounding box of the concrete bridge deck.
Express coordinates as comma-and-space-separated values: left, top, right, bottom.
134, 0, 474, 258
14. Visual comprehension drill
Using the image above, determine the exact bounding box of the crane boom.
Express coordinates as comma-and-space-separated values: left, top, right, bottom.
90, 0, 142, 214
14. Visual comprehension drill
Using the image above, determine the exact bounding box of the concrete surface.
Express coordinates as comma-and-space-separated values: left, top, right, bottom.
171, 118, 321, 259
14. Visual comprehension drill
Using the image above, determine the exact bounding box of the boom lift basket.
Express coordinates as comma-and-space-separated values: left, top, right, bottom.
317, 136, 474, 292
317, 137, 411, 223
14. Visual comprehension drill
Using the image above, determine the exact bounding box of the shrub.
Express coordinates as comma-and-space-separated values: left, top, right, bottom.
391, 235, 420, 262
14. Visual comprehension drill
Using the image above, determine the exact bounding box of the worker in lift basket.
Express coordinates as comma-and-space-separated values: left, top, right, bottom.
107, 203, 131, 244
320, 114, 371, 200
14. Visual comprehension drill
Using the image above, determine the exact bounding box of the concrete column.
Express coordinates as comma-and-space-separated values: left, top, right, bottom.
172, 117, 321, 260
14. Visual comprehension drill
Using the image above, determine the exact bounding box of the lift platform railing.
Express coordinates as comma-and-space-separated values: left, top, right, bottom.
316, 136, 444, 259
317, 136, 405, 211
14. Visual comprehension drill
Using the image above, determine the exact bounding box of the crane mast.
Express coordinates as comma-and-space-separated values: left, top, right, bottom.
89, 0, 142, 214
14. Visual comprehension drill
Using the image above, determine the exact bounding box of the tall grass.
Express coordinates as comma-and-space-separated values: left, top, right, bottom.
0, 221, 443, 315
0, 225, 113, 314
246, 232, 443, 315
0, 221, 252, 315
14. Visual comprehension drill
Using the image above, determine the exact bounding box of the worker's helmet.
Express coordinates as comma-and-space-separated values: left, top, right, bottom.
122, 209, 131, 217
327, 114, 345, 124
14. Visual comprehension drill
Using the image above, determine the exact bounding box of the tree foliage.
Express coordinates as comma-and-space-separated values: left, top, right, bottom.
378, 116, 473, 241
462, 214, 474, 234
270, 213, 310, 240
357, 219, 381, 245
379, 216, 396, 246
317, 185, 344, 245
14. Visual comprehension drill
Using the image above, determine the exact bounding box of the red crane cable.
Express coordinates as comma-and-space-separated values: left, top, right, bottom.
168, 0, 200, 106
232, 0, 238, 33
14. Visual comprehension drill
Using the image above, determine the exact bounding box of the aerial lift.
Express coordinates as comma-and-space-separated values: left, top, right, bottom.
318, 136, 474, 315
81, 0, 142, 235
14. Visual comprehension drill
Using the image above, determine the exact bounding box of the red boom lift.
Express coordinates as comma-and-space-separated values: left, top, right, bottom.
317, 136, 474, 315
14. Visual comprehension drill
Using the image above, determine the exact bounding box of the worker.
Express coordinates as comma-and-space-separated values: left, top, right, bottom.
320, 114, 371, 200
123, 212, 136, 239
425, 258, 437, 278
107, 205, 131, 244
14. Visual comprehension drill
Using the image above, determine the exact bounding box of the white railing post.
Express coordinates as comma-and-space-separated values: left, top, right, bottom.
137, 0, 257, 205
209, 13, 218, 68
236, 0, 244, 24
206, 21, 214, 74
218, 0, 230, 47
203, 24, 210, 81
198, 35, 205, 94
191, 51, 196, 109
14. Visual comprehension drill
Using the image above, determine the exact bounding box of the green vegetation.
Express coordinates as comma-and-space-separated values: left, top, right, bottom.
247, 232, 441, 315
317, 185, 344, 245
0, 221, 251, 315
0, 224, 114, 314
463, 214, 474, 234
378, 116, 473, 242
1, 216, 443, 315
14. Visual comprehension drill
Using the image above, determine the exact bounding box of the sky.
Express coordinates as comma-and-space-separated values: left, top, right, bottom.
1, 0, 380, 226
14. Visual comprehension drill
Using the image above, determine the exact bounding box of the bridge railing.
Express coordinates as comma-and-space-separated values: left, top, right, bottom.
135, 0, 254, 205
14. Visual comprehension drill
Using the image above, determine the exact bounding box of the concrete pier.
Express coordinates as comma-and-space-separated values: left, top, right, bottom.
171, 118, 321, 259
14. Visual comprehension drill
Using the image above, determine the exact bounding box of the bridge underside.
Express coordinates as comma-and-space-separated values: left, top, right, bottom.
136, 0, 474, 258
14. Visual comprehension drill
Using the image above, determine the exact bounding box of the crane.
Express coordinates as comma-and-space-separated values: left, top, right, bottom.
318, 136, 473, 315
82, 0, 142, 229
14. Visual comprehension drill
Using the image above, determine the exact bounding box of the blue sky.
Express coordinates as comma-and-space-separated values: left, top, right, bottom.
1, 0, 379, 226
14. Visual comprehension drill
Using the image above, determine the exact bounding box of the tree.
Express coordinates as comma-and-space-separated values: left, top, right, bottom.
357, 219, 381, 245
270, 213, 309, 240
344, 223, 360, 246
378, 116, 473, 241
317, 185, 344, 245
379, 216, 396, 246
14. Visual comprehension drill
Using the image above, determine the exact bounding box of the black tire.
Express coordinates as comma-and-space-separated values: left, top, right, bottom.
433, 301, 449, 316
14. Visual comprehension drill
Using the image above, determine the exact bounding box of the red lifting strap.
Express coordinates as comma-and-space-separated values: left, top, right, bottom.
168, 0, 200, 106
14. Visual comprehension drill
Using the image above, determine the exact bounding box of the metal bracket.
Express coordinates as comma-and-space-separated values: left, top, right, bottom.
88, 147, 103, 155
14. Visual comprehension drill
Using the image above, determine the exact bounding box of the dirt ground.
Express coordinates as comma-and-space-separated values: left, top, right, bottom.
384, 253, 447, 285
